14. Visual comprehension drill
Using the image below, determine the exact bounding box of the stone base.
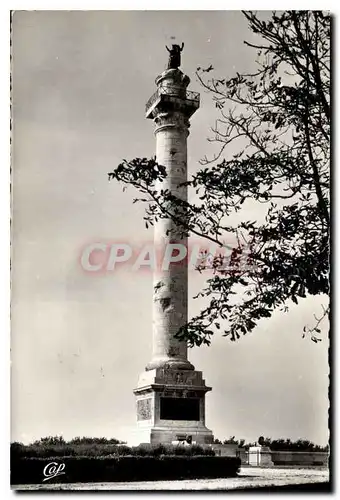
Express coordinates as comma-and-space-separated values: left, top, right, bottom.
134, 367, 213, 446
146, 357, 194, 371
135, 425, 213, 447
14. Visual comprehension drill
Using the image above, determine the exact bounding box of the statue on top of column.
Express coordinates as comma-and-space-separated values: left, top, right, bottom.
166, 43, 184, 69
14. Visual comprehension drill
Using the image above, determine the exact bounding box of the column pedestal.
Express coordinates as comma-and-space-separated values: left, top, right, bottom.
134, 367, 213, 446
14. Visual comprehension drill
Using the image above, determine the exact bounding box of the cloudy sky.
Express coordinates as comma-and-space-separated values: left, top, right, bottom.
11, 10, 329, 445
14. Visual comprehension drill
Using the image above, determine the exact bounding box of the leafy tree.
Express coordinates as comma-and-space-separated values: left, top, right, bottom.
260, 436, 273, 447
252, 436, 328, 451
68, 436, 122, 445
223, 436, 238, 445
269, 438, 328, 452
109, 11, 330, 346
211, 436, 328, 451
33, 435, 65, 446
258, 436, 265, 446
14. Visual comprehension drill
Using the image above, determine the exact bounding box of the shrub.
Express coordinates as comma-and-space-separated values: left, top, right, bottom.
68, 436, 123, 445
32, 436, 66, 446
11, 441, 215, 459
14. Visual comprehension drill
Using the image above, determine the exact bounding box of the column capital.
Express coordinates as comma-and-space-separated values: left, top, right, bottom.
154, 111, 190, 135
146, 70, 199, 120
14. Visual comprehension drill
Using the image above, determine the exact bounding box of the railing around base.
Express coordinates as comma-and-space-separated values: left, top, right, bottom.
146, 88, 200, 113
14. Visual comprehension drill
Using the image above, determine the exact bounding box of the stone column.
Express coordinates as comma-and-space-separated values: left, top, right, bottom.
133, 64, 213, 446
146, 70, 194, 371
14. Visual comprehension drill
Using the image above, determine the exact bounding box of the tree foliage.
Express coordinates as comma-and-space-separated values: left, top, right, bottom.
10, 440, 215, 458
108, 11, 330, 346
212, 436, 328, 451
256, 436, 329, 452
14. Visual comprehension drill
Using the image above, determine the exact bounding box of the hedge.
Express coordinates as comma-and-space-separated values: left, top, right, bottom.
11, 456, 241, 484
11, 442, 215, 458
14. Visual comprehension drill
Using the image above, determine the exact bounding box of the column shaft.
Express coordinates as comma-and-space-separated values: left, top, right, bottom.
147, 115, 192, 370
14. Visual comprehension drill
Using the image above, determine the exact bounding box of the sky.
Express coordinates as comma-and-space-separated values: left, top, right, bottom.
11, 10, 329, 446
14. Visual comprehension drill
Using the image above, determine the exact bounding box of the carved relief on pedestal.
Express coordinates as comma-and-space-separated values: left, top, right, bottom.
137, 398, 152, 420
157, 368, 201, 386
160, 388, 175, 398
160, 389, 184, 398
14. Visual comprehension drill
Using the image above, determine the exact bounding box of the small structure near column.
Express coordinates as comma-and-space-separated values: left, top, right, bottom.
248, 444, 274, 466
